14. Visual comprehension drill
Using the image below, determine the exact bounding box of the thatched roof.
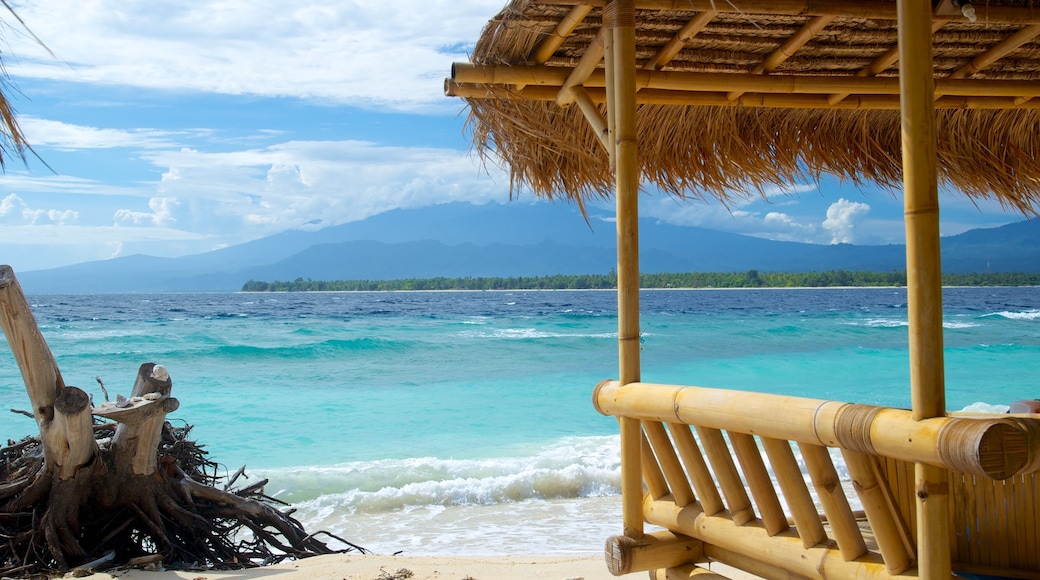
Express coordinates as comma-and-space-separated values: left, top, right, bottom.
446, 0, 1040, 213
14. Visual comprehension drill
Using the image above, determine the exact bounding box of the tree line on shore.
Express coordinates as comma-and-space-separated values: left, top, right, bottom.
241, 270, 1040, 292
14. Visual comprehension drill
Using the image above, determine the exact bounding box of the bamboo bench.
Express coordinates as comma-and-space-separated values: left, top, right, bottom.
593, 380, 1040, 579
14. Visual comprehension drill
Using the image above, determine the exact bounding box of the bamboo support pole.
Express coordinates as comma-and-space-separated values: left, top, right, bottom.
643, 11, 717, 71
701, 544, 816, 580
729, 432, 788, 536
727, 15, 835, 101
593, 380, 1039, 479
646, 421, 696, 506
603, 25, 617, 170
761, 437, 826, 548
447, 81, 1040, 110
532, 4, 593, 64
842, 449, 914, 574
799, 442, 868, 561
696, 427, 755, 526
898, 0, 950, 576
541, 0, 1040, 23
608, 0, 643, 539
605, 530, 704, 576
670, 423, 725, 516
452, 64, 1040, 98
650, 565, 730, 579
644, 499, 896, 580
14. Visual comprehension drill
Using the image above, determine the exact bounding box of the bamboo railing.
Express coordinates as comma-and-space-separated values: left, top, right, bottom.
594, 380, 1040, 579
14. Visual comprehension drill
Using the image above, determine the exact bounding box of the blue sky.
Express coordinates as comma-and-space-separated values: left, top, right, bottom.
0, 1, 1028, 273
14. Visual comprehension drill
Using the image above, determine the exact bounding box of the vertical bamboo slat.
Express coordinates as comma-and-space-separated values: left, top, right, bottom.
799, 442, 867, 561
670, 423, 724, 516
729, 433, 787, 536
842, 450, 913, 574
696, 427, 754, 525
645, 421, 695, 506
643, 429, 671, 502
761, 438, 825, 548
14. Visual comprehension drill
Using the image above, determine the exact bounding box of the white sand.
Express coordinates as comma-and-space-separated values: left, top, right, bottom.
92, 553, 624, 580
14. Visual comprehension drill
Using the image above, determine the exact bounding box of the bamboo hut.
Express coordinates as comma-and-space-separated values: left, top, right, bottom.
446, 1, 1040, 579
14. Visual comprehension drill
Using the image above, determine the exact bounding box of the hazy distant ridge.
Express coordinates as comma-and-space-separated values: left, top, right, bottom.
16, 203, 1040, 293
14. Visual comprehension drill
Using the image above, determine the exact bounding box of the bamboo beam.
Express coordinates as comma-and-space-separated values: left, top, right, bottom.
540, 0, 1040, 23
448, 81, 1040, 110
570, 86, 610, 151
643, 429, 671, 500
532, 4, 593, 64
829, 19, 948, 105
644, 498, 895, 580
451, 63, 1040, 98
798, 442, 868, 561
727, 15, 835, 101
593, 381, 1040, 479
557, 27, 607, 106
609, 0, 643, 540
643, 11, 717, 71
606, 531, 704, 576
948, 24, 1040, 80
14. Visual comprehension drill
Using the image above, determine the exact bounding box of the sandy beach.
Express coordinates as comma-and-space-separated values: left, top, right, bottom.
92, 553, 623, 580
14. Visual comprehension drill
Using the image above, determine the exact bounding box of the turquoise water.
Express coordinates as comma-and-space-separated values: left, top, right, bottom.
1, 288, 1037, 555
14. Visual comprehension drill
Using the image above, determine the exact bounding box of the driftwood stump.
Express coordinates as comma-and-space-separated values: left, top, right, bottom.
0, 265, 363, 576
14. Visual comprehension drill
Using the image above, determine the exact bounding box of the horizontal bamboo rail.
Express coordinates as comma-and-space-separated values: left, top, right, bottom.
594, 380, 1040, 480
446, 81, 1040, 111
452, 64, 1040, 99
540, 0, 1040, 23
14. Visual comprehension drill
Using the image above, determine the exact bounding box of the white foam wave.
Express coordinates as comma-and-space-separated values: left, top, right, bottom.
988, 309, 1040, 321
458, 328, 615, 340
959, 401, 1010, 414
861, 318, 909, 328
258, 436, 621, 515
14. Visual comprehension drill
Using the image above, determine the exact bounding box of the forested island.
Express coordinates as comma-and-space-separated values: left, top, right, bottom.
241, 270, 1040, 292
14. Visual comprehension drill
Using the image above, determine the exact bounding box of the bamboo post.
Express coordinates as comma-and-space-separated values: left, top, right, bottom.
607, 0, 644, 540
897, 0, 950, 577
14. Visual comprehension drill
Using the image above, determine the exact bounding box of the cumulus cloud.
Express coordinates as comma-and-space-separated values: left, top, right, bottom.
0, 193, 79, 225
114, 197, 180, 227
822, 198, 871, 244
8, 0, 500, 111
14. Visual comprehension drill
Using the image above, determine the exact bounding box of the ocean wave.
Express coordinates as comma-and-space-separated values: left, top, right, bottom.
986, 309, 1040, 321
176, 337, 417, 359
257, 436, 621, 514
459, 328, 615, 340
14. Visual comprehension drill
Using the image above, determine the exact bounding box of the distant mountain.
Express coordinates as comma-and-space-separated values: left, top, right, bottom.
15, 202, 1040, 293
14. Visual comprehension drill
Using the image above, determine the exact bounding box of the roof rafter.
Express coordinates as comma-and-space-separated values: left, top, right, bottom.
727, 14, 835, 102
643, 10, 717, 71
530, 3, 593, 64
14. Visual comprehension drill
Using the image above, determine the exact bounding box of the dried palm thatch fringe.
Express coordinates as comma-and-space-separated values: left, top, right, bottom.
0, 0, 50, 170
459, 0, 1040, 214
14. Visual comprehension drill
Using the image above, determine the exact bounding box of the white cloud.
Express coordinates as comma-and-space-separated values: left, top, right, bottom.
19, 117, 183, 150
114, 197, 180, 226
0, 193, 79, 224
7, 0, 500, 111
822, 198, 871, 244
